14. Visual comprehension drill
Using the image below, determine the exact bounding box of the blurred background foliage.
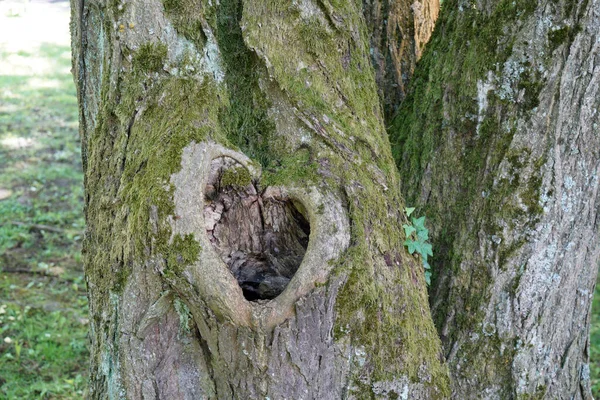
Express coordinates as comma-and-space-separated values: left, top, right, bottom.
0, 1, 598, 399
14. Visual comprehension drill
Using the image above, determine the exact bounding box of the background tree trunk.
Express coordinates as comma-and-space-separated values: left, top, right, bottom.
71, 0, 447, 398
391, 0, 600, 398
363, 0, 440, 122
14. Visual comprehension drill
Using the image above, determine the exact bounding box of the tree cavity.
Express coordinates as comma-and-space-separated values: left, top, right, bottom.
204, 156, 310, 301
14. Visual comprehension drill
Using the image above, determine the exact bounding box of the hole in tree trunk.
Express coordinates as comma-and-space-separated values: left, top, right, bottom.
204, 157, 310, 301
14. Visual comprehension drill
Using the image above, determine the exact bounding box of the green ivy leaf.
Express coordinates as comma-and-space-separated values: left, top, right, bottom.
404, 240, 417, 254
403, 224, 416, 238
421, 249, 429, 263
402, 212, 433, 287
425, 271, 432, 285
421, 242, 433, 257
412, 241, 424, 255
412, 216, 426, 231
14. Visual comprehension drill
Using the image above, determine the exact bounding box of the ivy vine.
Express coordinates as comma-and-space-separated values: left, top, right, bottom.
403, 207, 433, 285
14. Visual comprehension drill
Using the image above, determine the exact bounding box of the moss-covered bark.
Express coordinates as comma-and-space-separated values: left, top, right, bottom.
390, 0, 600, 398
71, 0, 449, 398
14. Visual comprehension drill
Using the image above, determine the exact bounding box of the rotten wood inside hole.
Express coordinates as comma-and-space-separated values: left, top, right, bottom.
204, 157, 310, 301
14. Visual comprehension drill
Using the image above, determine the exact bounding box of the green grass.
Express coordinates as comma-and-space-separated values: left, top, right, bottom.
0, 8, 88, 398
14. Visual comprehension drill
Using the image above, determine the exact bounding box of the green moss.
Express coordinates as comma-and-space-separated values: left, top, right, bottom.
548, 26, 570, 51
113, 263, 132, 293
133, 42, 167, 73
521, 174, 543, 217
518, 385, 547, 400
220, 166, 252, 188
84, 72, 223, 296
215, 0, 275, 167
517, 67, 543, 111
162, 0, 207, 49
119, 77, 222, 260
173, 296, 193, 336
334, 244, 450, 398
499, 239, 526, 269
261, 147, 318, 187
298, 17, 334, 58
167, 234, 201, 273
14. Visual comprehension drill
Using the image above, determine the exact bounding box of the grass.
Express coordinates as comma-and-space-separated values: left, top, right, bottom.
0, 2, 88, 398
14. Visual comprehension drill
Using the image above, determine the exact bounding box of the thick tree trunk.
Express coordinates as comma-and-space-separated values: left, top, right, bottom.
391, 0, 600, 398
71, 0, 447, 398
363, 0, 440, 122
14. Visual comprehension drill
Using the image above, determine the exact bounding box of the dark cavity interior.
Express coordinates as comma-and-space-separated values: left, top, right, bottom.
204, 157, 310, 301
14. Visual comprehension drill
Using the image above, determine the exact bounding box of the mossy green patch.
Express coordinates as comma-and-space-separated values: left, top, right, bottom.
170, 234, 201, 266
548, 26, 570, 51
173, 296, 193, 336
261, 148, 318, 187
119, 77, 222, 260
517, 67, 543, 111
133, 42, 167, 73
521, 174, 543, 218
84, 73, 223, 296
162, 0, 207, 49
220, 166, 252, 188
215, 0, 275, 167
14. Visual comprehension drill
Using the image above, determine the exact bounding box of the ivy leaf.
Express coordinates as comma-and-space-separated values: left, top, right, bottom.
404, 240, 417, 254
412, 216, 426, 231
417, 228, 429, 241
403, 224, 416, 238
421, 242, 433, 257
423, 260, 431, 270
425, 271, 432, 285
405, 207, 416, 217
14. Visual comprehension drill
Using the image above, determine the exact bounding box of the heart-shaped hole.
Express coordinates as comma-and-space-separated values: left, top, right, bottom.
203, 156, 310, 302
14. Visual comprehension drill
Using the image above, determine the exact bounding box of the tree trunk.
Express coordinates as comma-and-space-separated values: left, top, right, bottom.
363, 0, 440, 122
71, 0, 448, 398
391, 0, 600, 398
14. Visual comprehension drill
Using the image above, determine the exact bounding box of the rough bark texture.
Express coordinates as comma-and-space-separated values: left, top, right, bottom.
363, 0, 440, 122
71, 0, 448, 398
391, 0, 600, 398
204, 156, 311, 301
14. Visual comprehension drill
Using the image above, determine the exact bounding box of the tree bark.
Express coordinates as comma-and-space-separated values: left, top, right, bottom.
391, 0, 600, 398
363, 0, 440, 122
71, 0, 448, 398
